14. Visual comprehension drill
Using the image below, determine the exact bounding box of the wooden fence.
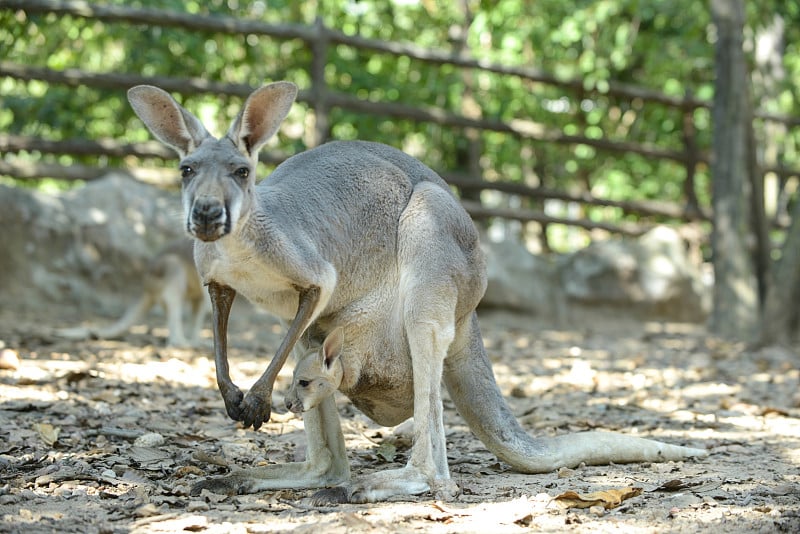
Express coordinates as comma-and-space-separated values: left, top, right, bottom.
2, 0, 799, 242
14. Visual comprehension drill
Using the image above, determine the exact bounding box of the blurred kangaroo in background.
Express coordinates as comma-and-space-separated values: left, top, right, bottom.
127, 81, 707, 504
56, 239, 207, 347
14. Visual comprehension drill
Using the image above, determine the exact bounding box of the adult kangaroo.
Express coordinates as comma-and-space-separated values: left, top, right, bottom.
55, 239, 207, 347
127, 82, 707, 504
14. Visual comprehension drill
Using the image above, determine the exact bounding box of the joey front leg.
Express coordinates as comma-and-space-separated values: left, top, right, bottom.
239, 285, 321, 430
208, 281, 243, 421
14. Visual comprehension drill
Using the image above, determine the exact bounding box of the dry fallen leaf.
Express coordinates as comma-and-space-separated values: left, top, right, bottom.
33, 422, 60, 447
128, 446, 171, 462
192, 450, 229, 467
761, 406, 789, 417
174, 465, 205, 478
652, 478, 696, 492
554, 487, 643, 510
651, 478, 723, 494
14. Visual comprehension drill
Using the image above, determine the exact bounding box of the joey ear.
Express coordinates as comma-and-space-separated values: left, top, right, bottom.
227, 81, 298, 157
127, 85, 210, 158
321, 327, 345, 370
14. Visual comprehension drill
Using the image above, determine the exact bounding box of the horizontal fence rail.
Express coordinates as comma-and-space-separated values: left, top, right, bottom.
2, 0, 798, 243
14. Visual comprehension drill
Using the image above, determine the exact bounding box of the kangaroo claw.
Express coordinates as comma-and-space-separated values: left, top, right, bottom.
239, 390, 271, 430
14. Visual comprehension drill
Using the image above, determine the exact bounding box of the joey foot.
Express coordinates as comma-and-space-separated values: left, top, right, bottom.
309, 486, 351, 505
190, 477, 239, 497
190, 473, 258, 497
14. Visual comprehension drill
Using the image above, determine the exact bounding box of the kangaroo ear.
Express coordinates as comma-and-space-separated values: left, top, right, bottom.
228, 81, 298, 157
127, 85, 210, 158
321, 327, 345, 370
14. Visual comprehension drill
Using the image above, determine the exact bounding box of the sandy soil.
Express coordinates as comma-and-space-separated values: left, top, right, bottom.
1, 304, 799, 533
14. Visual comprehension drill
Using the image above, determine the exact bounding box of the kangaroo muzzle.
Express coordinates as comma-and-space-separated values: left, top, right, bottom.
189, 197, 228, 242
284, 395, 305, 414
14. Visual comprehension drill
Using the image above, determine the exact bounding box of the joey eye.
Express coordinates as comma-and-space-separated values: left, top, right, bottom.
234, 167, 250, 179
298, 379, 310, 388
180, 165, 194, 179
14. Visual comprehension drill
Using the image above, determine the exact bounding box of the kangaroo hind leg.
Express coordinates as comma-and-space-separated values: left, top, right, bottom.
333, 182, 471, 503
158, 254, 191, 347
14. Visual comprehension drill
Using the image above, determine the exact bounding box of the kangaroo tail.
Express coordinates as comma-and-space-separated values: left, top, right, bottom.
443, 313, 707, 474
91, 293, 155, 339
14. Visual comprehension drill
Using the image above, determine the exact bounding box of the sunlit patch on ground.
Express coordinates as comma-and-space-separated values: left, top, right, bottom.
0, 309, 798, 533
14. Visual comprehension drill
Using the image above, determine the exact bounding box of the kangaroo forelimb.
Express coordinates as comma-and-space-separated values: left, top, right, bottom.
208, 281, 242, 422
239, 285, 321, 430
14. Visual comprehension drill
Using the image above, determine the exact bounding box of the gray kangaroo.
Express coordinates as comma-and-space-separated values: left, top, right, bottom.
127, 82, 707, 503
56, 239, 207, 347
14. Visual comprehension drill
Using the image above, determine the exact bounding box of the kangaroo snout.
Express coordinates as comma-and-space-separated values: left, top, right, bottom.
285, 395, 305, 414
189, 197, 228, 242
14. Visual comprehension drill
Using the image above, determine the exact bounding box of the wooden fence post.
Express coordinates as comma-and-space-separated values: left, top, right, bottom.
681, 89, 702, 218
310, 17, 330, 147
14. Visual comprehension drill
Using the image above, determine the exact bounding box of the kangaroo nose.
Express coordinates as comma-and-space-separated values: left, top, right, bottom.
192, 200, 223, 220
285, 397, 302, 413
189, 198, 227, 241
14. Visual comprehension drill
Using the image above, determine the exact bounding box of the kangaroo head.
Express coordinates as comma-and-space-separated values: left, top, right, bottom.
285, 327, 345, 414
127, 82, 298, 242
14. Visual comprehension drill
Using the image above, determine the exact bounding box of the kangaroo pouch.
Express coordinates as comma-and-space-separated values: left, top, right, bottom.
341, 351, 414, 427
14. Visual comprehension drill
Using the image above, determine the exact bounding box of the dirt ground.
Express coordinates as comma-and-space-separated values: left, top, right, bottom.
1, 302, 799, 534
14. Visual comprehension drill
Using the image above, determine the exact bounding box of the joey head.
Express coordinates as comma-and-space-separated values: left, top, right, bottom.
285, 327, 345, 414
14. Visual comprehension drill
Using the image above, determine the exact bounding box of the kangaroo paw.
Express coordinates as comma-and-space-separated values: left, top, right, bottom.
239, 390, 271, 430
219, 385, 244, 422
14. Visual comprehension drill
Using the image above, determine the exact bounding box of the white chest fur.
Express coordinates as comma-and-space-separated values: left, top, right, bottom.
206, 239, 298, 320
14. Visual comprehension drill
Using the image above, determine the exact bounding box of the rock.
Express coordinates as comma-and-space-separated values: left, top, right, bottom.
480, 226, 709, 323
0, 173, 183, 316
561, 226, 709, 322
480, 235, 566, 320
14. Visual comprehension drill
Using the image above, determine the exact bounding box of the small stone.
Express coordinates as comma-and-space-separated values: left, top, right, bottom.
0, 349, 20, 370
186, 500, 209, 512
135, 503, 160, 517
557, 466, 575, 478
134, 432, 165, 447
589, 505, 605, 516
0, 495, 20, 505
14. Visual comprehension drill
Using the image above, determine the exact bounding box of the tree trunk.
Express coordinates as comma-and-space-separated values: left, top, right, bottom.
760, 197, 800, 344
709, 0, 759, 340
757, 14, 800, 345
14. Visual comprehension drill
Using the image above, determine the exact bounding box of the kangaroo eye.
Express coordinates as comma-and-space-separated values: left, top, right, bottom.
298, 380, 310, 388
234, 167, 249, 179
180, 165, 194, 179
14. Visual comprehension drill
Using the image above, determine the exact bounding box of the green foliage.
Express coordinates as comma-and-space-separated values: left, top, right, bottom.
2, 0, 799, 247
